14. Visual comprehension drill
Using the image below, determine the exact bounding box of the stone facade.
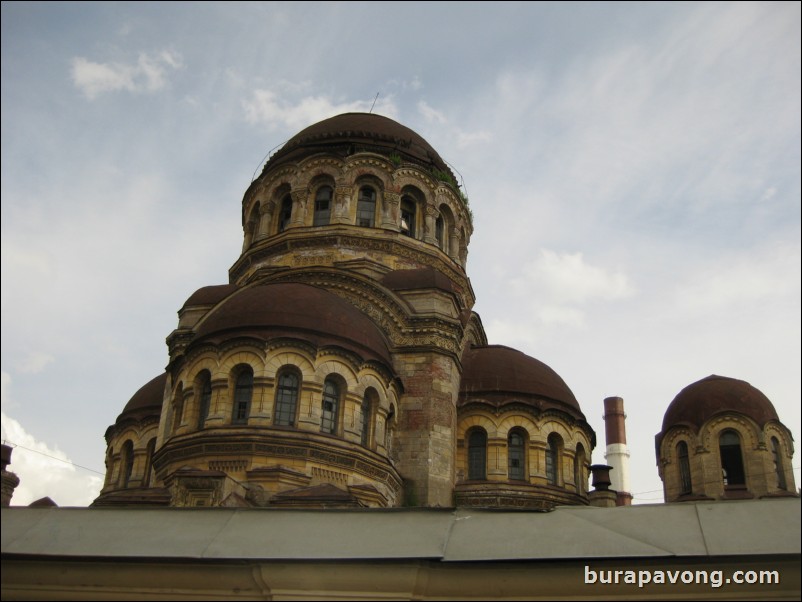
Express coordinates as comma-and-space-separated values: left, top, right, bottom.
94, 113, 598, 509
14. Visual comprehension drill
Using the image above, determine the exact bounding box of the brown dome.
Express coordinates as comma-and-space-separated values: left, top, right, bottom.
661, 374, 780, 433
121, 373, 167, 414
262, 113, 453, 178
181, 284, 238, 309
193, 282, 392, 365
459, 345, 585, 420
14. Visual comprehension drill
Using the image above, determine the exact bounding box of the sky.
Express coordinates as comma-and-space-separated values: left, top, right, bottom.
1, 1, 799, 507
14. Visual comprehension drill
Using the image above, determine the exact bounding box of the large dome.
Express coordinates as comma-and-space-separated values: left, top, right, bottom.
661, 374, 780, 432
193, 282, 392, 365
459, 345, 585, 420
262, 112, 453, 178
121, 373, 166, 415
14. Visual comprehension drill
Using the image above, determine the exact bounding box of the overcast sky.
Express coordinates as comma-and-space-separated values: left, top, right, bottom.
2, 2, 799, 506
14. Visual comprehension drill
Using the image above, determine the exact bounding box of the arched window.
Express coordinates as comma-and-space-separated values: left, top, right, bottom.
361, 389, 377, 447
575, 443, 587, 494
677, 441, 692, 495
468, 429, 487, 480
232, 368, 253, 425
400, 196, 416, 237
278, 194, 292, 232
357, 186, 376, 227
772, 437, 787, 490
546, 433, 562, 486
120, 440, 134, 488
435, 215, 444, 249
508, 429, 526, 480
143, 438, 156, 488
320, 378, 340, 434
274, 370, 299, 426
313, 186, 332, 226
719, 430, 746, 486
197, 371, 212, 429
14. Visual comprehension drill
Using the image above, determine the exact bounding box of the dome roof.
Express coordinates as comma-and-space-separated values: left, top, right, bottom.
661, 374, 780, 433
121, 373, 167, 414
193, 282, 392, 365
459, 345, 585, 420
262, 112, 453, 177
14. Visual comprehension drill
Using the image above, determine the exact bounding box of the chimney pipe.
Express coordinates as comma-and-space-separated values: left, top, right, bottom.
603, 397, 632, 506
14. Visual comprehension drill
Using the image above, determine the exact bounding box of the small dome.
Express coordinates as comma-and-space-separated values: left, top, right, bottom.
459, 345, 585, 420
263, 112, 453, 178
121, 373, 167, 414
181, 284, 238, 309
193, 282, 392, 365
661, 374, 780, 432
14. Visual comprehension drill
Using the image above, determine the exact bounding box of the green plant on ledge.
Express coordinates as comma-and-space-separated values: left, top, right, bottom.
388, 152, 402, 167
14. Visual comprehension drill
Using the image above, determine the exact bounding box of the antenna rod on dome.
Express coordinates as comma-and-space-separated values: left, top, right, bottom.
369, 92, 379, 113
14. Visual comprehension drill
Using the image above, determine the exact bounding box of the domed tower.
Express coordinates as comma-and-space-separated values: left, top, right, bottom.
97, 113, 480, 507
94, 374, 169, 506
456, 346, 596, 508
656, 375, 796, 502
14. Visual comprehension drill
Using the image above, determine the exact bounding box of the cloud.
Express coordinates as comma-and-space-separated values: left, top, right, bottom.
1, 373, 103, 507
243, 90, 398, 130
513, 249, 635, 304
418, 100, 447, 124
71, 51, 183, 99
14, 352, 54, 375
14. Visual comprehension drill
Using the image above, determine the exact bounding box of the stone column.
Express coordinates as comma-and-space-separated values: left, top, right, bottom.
382, 192, 401, 231
423, 204, 438, 245
256, 200, 276, 240
289, 188, 308, 227
333, 186, 352, 224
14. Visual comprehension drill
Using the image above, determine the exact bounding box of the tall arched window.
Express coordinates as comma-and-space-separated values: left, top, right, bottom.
313, 186, 332, 226
385, 404, 395, 450
575, 443, 587, 494
278, 194, 292, 232
143, 438, 156, 488
771, 437, 787, 490
120, 440, 134, 488
719, 430, 746, 486
677, 441, 692, 495
361, 389, 377, 447
320, 378, 340, 435
232, 368, 253, 425
435, 215, 444, 249
546, 433, 562, 486
508, 429, 526, 480
274, 370, 299, 426
400, 196, 416, 237
197, 371, 212, 429
357, 186, 376, 227
468, 429, 487, 480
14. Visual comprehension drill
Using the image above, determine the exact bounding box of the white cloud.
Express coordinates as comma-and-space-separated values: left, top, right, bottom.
14, 352, 54, 375
243, 90, 398, 130
71, 51, 183, 99
417, 100, 447, 124
1, 373, 103, 507
513, 249, 635, 304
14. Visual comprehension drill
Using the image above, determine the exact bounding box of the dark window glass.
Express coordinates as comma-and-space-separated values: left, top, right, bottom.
274, 371, 299, 426
546, 434, 561, 485
401, 197, 416, 237
435, 216, 444, 248
678, 441, 692, 494
360, 394, 372, 447
143, 438, 156, 488
508, 431, 525, 480
314, 186, 332, 226
468, 429, 487, 480
719, 431, 746, 486
574, 444, 586, 494
357, 187, 376, 227
279, 195, 292, 232
232, 369, 253, 425
320, 379, 339, 434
